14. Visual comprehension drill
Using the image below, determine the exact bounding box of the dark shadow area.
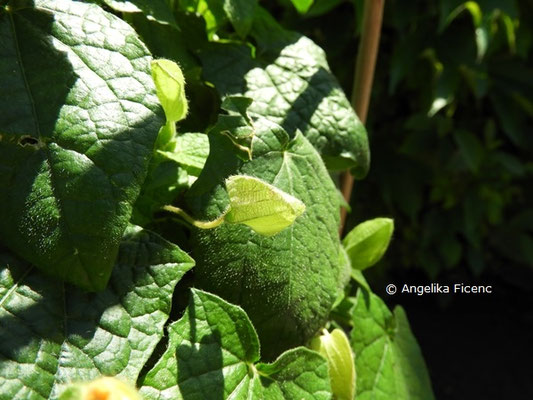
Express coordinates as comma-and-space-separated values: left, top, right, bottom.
176, 299, 225, 400
0, 248, 115, 364
0, 250, 66, 359
385, 266, 533, 400
0, 7, 75, 138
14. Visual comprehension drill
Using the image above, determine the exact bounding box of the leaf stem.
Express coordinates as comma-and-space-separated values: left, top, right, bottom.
162, 205, 226, 229
339, 0, 385, 235
166, 119, 177, 137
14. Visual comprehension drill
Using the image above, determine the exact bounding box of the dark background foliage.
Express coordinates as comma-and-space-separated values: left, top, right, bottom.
267, 0, 533, 398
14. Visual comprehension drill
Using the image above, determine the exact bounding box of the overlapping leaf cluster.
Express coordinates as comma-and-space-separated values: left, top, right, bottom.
0, 1, 435, 399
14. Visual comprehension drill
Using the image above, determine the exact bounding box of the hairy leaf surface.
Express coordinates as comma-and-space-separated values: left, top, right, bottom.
225, 175, 306, 236
0, 226, 194, 400
140, 289, 331, 400
186, 112, 341, 359
351, 289, 435, 400
0, 0, 162, 290
201, 8, 369, 175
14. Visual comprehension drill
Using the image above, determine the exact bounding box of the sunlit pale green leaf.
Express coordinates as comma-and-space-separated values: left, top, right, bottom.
310, 329, 355, 400
151, 59, 188, 122
343, 218, 394, 271
290, 0, 314, 14
440, 1, 482, 31
225, 175, 305, 236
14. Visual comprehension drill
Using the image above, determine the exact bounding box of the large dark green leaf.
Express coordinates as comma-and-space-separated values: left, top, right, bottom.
201, 8, 369, 175
0, 226, 194, 400
140, 289, 331, 400
351, 289, 435, 400
186, 102, 342, 359
0, 0, 163, 290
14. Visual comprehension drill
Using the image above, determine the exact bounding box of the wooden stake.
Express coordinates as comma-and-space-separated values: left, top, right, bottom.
340, 0, 385, 235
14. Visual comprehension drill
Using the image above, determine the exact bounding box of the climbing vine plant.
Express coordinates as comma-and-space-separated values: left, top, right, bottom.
0, 1, 434, 399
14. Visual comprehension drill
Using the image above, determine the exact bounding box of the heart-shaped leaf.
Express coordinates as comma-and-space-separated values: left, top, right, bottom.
0, 0, 163, 290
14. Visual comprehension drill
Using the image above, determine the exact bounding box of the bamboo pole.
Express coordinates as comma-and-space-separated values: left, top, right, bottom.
339, 0, 385, 235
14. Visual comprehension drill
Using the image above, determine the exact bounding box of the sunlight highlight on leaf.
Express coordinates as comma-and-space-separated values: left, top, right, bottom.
225, 175, 305, 236
151, 59, 188, 122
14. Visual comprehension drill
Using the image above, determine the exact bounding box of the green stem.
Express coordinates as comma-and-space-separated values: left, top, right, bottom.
162, 205, 226, 229
166, 119, 177, 137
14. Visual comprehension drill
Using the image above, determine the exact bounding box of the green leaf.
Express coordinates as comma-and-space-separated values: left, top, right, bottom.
210, 96, 255, 160
0, 0, 163, 290
343, 218, 394, 271
351, 289, 435, 400
257, 348, 331, 400
310, 329, 356, 400
223, 0, 257, 38
151, 59, 188, 123
440, 1, 482, 31
351, 269, 370, 292
0, 226, 194, 399
140, 289, 331, 400
428, 68, 459, 117
438, 1, 492, 60
126, 11, 200, 74
101, 0, 177, 27
158, 132, 209, 177
186, 115, 342, 360
225, 175, 306, 236
131, 159, 191, 226
290, 0, 314, 14
201, 8, 369, 176
179, 0, 226, 38
306, 0, 344, 17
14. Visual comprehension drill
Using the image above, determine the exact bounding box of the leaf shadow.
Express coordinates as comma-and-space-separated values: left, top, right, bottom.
0, 5, 163, 290
199, 39, 334, 143
0, 6, 74, 139
280, 67, 334, 140
0, 256, 105, 372
175, 298, 225, 400
0, 237, 169, 379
